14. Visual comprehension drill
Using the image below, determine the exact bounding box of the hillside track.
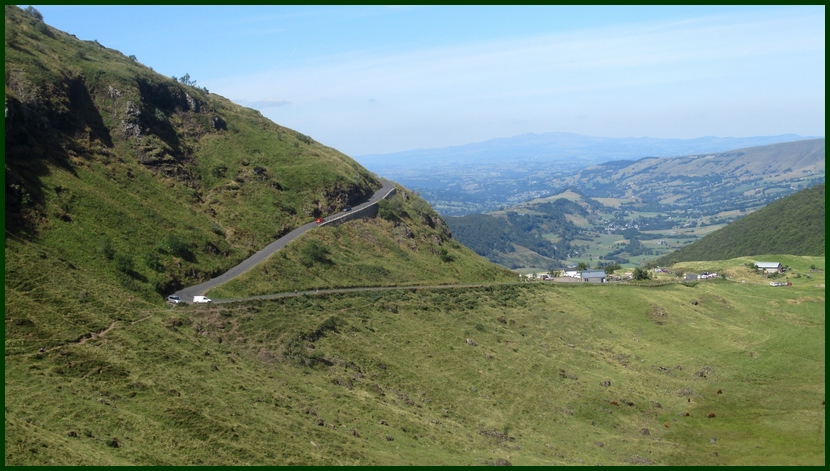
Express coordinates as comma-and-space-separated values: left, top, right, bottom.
191, 278, 723, 306
173, 180, 395, 302
209, 282, 522, 304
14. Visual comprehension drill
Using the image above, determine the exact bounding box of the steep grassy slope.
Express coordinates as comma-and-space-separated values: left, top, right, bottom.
4, 5, 509, 344
5, 256, 824, 465
656, 184, 825, 265
209, 185, 515, 298
5, 5, 378, 291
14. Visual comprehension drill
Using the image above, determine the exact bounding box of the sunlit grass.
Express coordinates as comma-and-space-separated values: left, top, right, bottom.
6, 266, 824, 465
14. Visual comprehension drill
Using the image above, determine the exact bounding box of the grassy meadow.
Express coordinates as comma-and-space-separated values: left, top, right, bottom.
5, 257, 824, 465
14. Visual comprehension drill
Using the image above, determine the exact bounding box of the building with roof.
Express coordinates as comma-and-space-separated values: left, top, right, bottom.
580, 270, 607, 283
755, 262, 782, 274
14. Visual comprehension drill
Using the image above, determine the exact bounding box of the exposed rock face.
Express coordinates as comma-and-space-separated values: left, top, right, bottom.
322, 183, 374, 214
121, 101, 142, 137
5, 4, 381, 247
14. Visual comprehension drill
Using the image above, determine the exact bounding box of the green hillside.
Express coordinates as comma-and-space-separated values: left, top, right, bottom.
207, 185, 515, 298
656, 184, 825, 265
4, 7, 824, 466
6, 257, 825, 465
4, 4, 510, 339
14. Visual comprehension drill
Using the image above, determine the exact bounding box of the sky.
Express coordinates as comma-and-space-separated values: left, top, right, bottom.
30, 5, 825, 156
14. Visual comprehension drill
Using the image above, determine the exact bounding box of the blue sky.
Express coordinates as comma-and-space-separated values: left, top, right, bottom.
30, 5, 825, 156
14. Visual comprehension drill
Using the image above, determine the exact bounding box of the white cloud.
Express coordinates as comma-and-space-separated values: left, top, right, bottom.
204, 8, 824, 154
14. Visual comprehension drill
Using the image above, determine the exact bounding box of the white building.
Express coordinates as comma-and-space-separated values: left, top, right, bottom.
755, 262, 782, 274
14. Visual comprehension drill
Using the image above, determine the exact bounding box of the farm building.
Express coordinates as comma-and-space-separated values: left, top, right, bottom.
755, 262, 783, 274
580, 270, 607, 283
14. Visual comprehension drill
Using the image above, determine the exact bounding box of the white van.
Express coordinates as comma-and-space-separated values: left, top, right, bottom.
193, 296, 212, 304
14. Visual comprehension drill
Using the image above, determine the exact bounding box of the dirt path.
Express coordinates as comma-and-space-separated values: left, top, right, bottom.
35, 313, 154, 355
77, 320, 118, 345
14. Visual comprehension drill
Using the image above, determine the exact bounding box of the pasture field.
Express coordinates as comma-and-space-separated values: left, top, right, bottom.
6, 257, 824, 465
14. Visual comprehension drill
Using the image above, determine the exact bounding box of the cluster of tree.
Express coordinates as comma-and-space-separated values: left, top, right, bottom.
595, 261, 623, 273
533, 198, 587, 219
632, 267, 651, 280
445, 212, 574, 261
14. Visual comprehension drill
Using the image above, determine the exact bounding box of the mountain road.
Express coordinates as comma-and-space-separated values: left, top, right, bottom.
172, 180, 395, 303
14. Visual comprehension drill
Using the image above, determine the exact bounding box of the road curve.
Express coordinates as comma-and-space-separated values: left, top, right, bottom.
173, 180, 396, 303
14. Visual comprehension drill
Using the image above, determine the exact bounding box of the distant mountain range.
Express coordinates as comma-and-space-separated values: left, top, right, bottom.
443, 139, 825, 270
357, 132, 824, 217
559, 138, 825, 206
356, 132, 820, 171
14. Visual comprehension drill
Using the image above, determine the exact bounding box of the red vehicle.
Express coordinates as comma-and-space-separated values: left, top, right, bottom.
315, 217, 325, 225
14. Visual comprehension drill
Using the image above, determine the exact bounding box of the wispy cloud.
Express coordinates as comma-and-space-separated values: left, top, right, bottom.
216, 8, 821, 103
203, 7, 823, 154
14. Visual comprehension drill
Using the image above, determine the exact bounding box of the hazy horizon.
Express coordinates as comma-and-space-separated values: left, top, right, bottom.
30, 5, 825, 156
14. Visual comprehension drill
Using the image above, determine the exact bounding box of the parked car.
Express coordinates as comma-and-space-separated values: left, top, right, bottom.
193, 296, 212, 303
167, 295, 183, 304
315, 217, 325, 225
344, 206, 352, 212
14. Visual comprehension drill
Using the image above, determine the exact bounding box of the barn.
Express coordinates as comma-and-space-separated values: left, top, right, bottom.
580, 270, 607, 283
755, 262, 783, 274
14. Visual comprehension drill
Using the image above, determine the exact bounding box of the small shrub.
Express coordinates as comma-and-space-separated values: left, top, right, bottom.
439, 247, 454, 262
34, 21, 50, 36
98, 238, 115, 260
377, 199, 394, 220
300, 239, 330, 267
378, 197, 404, 220
210, 222, 225, 237
143, 252, 164, 272
159, 233, 189, 258
114, 253, 134, 273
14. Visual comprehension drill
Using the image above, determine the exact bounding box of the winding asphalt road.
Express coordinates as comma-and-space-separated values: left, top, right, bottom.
172, 180, 395, 303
